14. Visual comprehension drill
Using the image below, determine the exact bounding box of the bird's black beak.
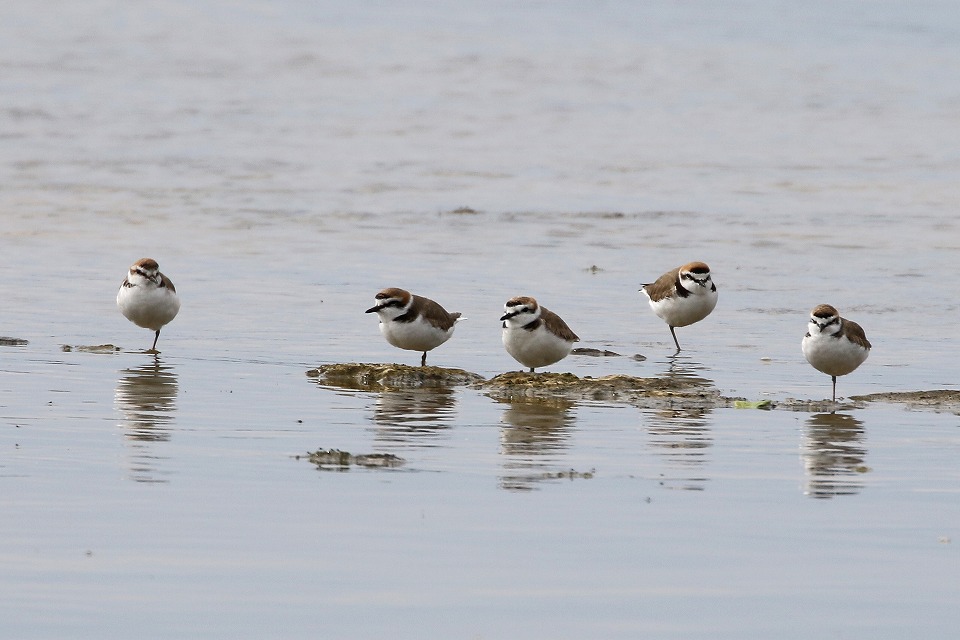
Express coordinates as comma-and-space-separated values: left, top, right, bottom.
365, 305, 383, 314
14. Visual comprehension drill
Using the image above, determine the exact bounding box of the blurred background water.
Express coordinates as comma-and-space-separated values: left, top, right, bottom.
1, 1, 958, 638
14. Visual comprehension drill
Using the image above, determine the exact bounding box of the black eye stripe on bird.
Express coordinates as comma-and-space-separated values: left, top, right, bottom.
117, 258, 180, 352
640, 262, 718, 352
803, 304, 871, 402
365, 288, 462, 366
500, 296, 578, 373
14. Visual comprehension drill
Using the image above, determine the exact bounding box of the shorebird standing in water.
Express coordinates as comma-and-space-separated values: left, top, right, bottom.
640, 261, 718, 352
117, 258, 181, 352
802, 303, 871, 402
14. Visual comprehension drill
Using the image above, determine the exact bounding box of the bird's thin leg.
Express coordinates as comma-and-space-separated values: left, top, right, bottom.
831, 375, 837, 403
421, 352, 427, 367
669, 326, 682, 352
151, 330, 161, 351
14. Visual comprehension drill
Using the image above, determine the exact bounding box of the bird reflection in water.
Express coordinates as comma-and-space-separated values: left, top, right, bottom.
114, 355, 178, 483
644, 355, 714, 491
661, 353, 714, 388
310, 371, 460, 454
496, 395, 575, 491
802, 412, 867, 499
370, 388, 457, 446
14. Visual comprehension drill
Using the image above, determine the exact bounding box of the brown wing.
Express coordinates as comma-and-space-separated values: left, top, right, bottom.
642, 267, 681, 302
841, 317, 871, 350
539, 307, 579, 342
415, 295, 458, 331
159, 272, 176, 293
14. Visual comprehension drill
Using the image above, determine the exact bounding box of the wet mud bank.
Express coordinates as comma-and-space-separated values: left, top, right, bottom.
309, 364, 960, 414
772, 390, 960, 414
851, 390, 960, 413
307, 363, 485, 390
481, 371, 733, 410
308, 363, 737, 409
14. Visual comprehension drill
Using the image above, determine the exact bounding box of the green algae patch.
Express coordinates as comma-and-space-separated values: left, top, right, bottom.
734, 400, 774, 410
307, 362, 485, 390
301, 448, 404, 470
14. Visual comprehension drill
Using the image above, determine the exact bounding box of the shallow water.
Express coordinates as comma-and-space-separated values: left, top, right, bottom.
2, 1, 959, 638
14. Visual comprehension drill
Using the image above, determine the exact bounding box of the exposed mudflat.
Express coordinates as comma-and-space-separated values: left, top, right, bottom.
851, 390, 960, 412
61, 344, 122, 354
310, 364, 960, 414
764, 398, 868, 413
307, 363, 486, 390
310, 364, 734, 408
747, 391, 960, 413
728, 391, 960, 414
481, 370, 733, 409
